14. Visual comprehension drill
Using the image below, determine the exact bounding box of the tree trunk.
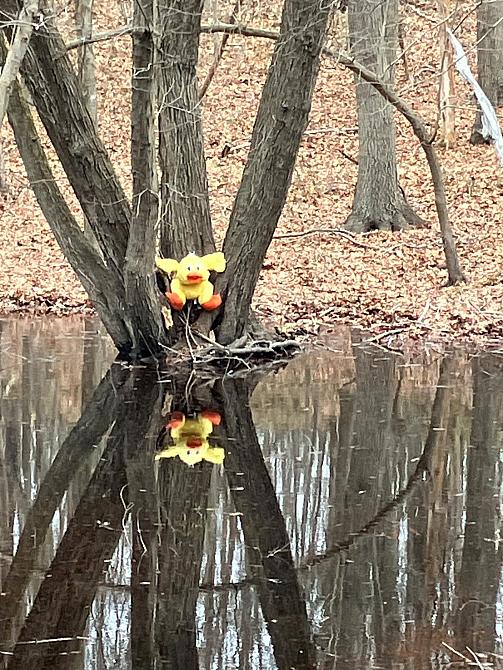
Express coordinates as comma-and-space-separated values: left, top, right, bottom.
74, 0, 97, 123
437, 0, 457, 148
345, 0, 417, 233
470, 0, 503, 144
0, 136, 7, 193
157, 0, 215, 260
125, 0, 168, 358
214, 0, 332, 344
4, 0, 333, 357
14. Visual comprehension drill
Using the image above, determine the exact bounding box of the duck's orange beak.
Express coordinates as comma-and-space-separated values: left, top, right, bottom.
186, 273, 203, 282
186, 437, 203, 448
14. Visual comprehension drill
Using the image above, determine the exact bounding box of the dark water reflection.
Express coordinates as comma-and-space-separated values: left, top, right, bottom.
0, 318, 502, 669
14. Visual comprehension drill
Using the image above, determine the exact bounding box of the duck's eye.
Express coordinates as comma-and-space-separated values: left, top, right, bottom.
186, 450, 191, 455
187, 265, 191, 272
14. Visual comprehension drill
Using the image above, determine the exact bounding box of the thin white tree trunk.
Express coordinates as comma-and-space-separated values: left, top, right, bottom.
0, 0, 39, 128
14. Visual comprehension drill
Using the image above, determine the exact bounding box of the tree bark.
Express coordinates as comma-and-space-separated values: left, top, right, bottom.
345, 0, 417, 233
470, 0, 503, 144
125, 0, 168, 358
214, 0, 332, 344
157, 0, 215, 260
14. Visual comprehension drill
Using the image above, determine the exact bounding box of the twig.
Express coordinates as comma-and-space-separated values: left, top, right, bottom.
441, 642, 472, 662
0, 0, 39, 128
466, 646, 487, 670
357, 326, 411, 345
272, 227, 373, 248
199, 0, 241, 100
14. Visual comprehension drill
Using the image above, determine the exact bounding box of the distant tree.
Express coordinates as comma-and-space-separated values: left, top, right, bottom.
345, 0, 423, 232
2, 0, 332, 359
470, 0, 503, 144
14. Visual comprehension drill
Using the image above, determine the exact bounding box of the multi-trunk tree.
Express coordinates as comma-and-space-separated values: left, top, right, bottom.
2, 0, 332, 360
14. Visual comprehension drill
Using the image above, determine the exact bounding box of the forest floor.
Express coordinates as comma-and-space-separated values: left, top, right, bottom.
1, 0, 503, 353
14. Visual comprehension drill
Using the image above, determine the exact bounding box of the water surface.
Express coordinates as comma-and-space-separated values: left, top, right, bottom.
0, 318, 502, 669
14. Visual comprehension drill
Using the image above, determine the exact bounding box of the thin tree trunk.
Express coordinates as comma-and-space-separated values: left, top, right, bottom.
437, 0, 456, 148
0, 136, 7, 193
346, 0, 416, 232
74, 0, 97, 123
215, 0, 332, 344
126, 0, 167, 358
471, 0, 503, 143
157, 0, 215, 259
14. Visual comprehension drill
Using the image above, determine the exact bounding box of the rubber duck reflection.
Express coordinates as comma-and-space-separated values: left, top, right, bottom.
155, 410, 225, 467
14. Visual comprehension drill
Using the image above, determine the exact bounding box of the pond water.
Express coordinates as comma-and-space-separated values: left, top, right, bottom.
0, 317, 502, 670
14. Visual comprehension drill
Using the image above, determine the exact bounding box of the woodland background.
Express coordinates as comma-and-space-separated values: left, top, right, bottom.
0, 0, 502, 349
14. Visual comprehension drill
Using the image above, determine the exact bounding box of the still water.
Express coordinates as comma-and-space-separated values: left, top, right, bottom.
0, 317, 502, 670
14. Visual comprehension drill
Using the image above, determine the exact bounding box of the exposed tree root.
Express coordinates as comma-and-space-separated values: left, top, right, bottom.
162, 326, 301, 374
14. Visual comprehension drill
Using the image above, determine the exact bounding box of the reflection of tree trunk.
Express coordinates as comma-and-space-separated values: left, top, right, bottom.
218, 378, 315, 670
402, 355, 459, 656
6, 421, 128, 669
0, 365, 129, 638
457, 355, 503, 652
155, 460, 213, 669
1, 365, 162, 667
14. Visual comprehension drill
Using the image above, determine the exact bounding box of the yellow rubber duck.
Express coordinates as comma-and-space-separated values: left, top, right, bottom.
155, 410, 225, 467
156, 252, 226, 311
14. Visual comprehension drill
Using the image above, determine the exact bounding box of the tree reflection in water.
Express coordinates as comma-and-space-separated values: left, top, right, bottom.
0, 320, 502, 670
